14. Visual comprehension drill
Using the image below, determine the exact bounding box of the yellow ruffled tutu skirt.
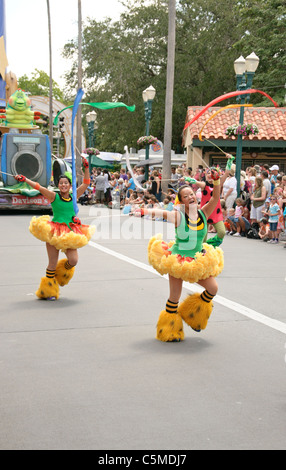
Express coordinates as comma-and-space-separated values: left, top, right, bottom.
29, 215, 95, 251
148, 234, 224, 283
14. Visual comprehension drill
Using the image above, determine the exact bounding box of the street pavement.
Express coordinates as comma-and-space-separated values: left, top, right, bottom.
0, 205, 285, 450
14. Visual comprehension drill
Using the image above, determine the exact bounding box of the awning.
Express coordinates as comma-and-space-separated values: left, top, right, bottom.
135, 158, 163, 167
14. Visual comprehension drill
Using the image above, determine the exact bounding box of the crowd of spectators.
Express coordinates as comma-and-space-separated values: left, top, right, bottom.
78, 161, 286, 247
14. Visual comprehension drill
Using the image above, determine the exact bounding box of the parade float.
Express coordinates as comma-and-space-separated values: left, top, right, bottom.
0, 0, 73, 210
0, 88, 57, 210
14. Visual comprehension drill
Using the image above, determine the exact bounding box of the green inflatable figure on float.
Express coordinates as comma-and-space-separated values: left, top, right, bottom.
0, 88, 40, 128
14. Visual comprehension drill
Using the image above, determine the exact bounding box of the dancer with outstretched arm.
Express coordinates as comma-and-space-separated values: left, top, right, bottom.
141, 167, 224, 342
14, 157, 95, 300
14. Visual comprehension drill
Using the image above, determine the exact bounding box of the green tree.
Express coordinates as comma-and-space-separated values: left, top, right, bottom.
234, 0, 286, 106
63, 1, 169, 152
62, 0, 284, 153
18, 69, 64, 102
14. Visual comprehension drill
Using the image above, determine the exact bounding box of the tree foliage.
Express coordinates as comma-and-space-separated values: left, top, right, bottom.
62, 0, 285, 153
18, 69, 64, 102
233, 0, 286, 106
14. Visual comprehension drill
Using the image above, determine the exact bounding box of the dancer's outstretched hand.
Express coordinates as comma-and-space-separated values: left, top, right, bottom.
15, 174, 26, 182
185, 177, 197, 184
72, 216, 81, 225
210, 167, 220, 181
82, 157, 89, 168
225, 154, 235, 171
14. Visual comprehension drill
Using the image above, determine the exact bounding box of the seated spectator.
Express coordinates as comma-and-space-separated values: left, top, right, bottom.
226, 198, 244, 235
122, 191, 138, 214
163, 196, 174, 212
258, 217, 270, 242
144, 195, 160, 219
78, 188, 91, 206
227, 198, 251, 237
221, 199, 231, 234
162, 187, 176, 203
129, 193, 145, 216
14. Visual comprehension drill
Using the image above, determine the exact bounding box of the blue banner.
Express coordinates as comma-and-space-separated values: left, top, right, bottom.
71, 88, 84, 214
0, 0, 6, 106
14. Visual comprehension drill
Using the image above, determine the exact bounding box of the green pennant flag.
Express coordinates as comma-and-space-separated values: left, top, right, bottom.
53, 102, 136, 125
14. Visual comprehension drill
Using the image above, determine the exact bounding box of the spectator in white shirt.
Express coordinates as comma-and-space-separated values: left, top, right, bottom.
222, 165, 237, 214
261, 170, 271, 199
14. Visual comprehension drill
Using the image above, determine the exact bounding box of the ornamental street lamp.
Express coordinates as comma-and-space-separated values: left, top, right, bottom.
142, 85, 156, 180
86, 110, 98, 147
234, 52, 259, 195
86, 110, 98, 173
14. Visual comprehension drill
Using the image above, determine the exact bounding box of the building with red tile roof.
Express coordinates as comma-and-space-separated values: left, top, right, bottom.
183, 106, 286, 173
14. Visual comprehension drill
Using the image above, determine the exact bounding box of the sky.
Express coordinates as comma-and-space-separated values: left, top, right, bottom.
4, 0, 125, 87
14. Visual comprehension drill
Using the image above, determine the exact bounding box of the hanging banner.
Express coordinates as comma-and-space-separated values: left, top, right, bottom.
54, 101, 135, 125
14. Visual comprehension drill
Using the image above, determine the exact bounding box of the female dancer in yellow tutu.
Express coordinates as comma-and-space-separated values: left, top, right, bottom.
14, 157, 95, 300
144, 168, 224, 342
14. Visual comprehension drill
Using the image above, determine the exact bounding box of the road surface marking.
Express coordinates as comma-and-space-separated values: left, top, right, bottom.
89, 241, 286, 335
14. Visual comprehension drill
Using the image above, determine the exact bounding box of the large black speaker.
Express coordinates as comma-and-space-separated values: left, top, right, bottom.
0, 131, 52, 187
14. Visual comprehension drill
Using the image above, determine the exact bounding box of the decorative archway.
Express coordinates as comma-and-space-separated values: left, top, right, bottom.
30, 95, 86, 159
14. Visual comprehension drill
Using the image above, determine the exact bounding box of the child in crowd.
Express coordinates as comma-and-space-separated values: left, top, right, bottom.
163, 196, 174, 212
267, 195, 280, 243
258, 217, 270, 241
226, 198, 244, 236
167, 189, 177, 203
283, 206, 286, 248
122, 191, 138, 214
274, 187, 285, 234
129, 193, 145, 216
261, 198, 270, 221
145, 195, 161, 219
162, 188, 177, 203
221, 199, 231, 233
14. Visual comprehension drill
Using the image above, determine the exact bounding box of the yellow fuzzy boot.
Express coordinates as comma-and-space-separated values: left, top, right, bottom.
178, 292, 214, 332
55, 259, 75, 286
36, 277, 60, 300
156, 310, 184, 342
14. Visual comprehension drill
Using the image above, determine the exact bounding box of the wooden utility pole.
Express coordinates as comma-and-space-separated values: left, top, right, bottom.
162, 0, 176, 194
76, 0, 83, 183
46, 0, 53, 151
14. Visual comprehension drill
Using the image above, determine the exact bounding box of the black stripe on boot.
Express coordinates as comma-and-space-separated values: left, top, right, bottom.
200, 290, 215, 303
166, 299, 179, 314
64, 261, 75, 270
46, 269, 56, 279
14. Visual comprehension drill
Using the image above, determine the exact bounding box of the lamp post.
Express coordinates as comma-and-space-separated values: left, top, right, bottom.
86, 110, 98, 147
142, 85, 156, 180
86, 110, 98, 173
55, 130, 61, 158
234, 52, 259, 195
